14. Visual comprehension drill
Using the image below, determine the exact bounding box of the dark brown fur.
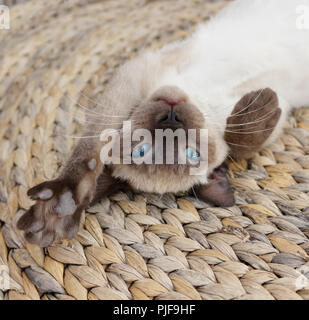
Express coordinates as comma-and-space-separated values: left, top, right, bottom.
194, 162, 235, 207
91, 166, 132, 204
224, 88, 281, 159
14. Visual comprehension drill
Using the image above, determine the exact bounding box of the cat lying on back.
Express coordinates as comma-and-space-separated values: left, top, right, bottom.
17, 0, 309, 246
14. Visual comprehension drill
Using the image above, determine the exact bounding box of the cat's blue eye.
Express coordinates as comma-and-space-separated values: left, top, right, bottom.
132, 143, 151, 158
185, 147, 200, 162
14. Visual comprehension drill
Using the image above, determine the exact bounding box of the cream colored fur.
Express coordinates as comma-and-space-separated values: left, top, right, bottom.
89, 0, 309, 193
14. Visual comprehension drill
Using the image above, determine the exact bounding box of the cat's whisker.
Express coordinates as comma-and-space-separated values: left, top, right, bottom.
55, 133, 103, 139
226, 141, 254, 148
224, 126, 276, 134
226, 154, 240, 169
70, 115, 134, 126
59, 87, 134, 118
229, 89, 265, 117
57, 86, 105, 116
76, 118, 136, 125
225, 109, 277, 127
201, 109, 275, 128
56, 126, 125, 140
228, 103, 268, 118
202, 89, 264, 115
202, 89, 268, 121
222, 123, 262, 131
191, 187, 199, 202
70, 88, 134, 117
57, 106, 136, 126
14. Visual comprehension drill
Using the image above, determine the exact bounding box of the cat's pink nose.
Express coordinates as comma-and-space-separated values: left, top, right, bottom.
155, 97, 185, 106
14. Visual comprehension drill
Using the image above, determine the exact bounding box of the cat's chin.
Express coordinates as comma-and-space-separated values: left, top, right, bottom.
110, 164, 209, 194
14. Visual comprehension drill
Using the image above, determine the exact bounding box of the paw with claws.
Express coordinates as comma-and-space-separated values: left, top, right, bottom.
224, 88, 282, 159
195, 162, 235, 207
17, 179, 92, 247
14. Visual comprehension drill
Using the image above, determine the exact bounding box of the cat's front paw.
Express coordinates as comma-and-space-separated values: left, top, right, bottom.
225, 88, 281, 159
17, 179, 89, 247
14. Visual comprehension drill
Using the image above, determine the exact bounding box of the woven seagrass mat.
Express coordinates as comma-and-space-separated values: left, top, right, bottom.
0, 0, 309, 300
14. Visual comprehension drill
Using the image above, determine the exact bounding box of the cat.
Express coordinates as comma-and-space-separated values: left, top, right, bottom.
17, 0, 309, 246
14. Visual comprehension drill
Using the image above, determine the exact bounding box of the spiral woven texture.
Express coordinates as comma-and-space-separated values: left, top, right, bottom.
0, 0, 309, 300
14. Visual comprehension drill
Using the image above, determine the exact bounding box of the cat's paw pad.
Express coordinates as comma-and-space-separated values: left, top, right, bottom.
17, 180, 86, 247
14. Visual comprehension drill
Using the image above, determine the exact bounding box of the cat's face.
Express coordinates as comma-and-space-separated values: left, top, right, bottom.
109, 85, 228, 193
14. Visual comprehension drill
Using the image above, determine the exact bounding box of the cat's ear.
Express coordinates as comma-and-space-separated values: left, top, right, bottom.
224, 88, 281, 159
194, 163, 235, 207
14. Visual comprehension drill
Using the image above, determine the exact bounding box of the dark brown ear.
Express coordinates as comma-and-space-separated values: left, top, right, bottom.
194, 163, 235, 207
224, 88, 281, 159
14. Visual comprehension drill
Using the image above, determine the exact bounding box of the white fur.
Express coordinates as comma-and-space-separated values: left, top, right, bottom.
156, 0, 309, 132
100, 0, 309, 193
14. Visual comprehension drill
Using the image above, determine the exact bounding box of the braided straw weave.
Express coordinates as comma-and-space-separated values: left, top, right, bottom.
0, 0, 309, 300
